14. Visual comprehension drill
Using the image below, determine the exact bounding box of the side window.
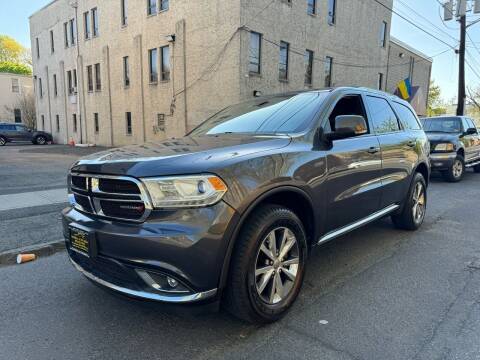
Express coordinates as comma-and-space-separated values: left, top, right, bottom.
365, 96, 400, 134
392, 102, 421, 130
15, 125, 26, 131
466, 118, 476, 130
328, 94, 370, 133
461, 118, 470, 132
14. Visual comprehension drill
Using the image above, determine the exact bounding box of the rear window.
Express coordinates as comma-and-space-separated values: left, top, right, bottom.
393, 102, 421, 130
189, 92, 329, 136
422, 117, 462, 133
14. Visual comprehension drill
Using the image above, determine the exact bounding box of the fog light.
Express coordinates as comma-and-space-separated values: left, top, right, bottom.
167, 277, 178, 288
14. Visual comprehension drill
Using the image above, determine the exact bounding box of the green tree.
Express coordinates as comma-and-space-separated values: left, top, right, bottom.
0, 35, 32, 74
427, 80, 447, 116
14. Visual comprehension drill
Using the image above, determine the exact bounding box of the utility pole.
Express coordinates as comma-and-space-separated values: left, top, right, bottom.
457, 14, 466, 115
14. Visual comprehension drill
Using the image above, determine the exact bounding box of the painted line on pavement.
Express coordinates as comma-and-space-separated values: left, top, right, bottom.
0, 189, 68, 212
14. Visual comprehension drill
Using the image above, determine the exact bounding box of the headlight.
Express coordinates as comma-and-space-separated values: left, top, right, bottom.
434, 143, 455, 152
142, 175, 227, 209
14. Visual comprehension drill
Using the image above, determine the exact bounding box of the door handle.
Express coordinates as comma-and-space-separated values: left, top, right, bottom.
367, 147, 380, 154
407, 140, 416, 147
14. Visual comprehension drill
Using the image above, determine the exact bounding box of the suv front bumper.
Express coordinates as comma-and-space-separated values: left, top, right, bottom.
429, 152, 456, 171
62, 201, 238, 304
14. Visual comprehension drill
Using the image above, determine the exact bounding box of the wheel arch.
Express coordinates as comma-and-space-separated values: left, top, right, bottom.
414, 161, 430, 186
218, 186, 317, 293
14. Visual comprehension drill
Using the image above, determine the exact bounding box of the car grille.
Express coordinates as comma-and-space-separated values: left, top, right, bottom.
69, 174, 151, 222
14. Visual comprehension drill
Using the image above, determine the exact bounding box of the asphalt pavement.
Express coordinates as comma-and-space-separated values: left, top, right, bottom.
1, 167, 480, 359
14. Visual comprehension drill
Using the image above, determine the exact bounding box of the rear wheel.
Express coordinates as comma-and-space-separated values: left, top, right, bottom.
392, 172, 427, 231
223, 204, 307, 324
442, 155, 465, 182
35, 135, 47, 145
0, 136, 6, 146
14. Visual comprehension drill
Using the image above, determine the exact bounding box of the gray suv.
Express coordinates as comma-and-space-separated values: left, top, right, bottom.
63, 87, 430, 323
0, 122, 53, 146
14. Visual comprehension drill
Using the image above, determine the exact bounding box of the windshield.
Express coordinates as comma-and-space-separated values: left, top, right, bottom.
421, 117, 462, 133
189, 92, 328, 136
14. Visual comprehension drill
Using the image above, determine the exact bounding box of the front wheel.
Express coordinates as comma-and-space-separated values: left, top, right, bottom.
442, 155, 465, 182
223, 205, 307, 324
0, 136, 6, 146
392, 172, 427, 231
35, 135, 47, 145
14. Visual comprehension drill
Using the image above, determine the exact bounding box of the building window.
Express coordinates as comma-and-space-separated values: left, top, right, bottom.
73, 114, 77, 132
94, 113, 99, 133
39, 78, 43, 98
121, 0, 128, 25
305, 50, 314, 86
67, 71, 73, 94
50, 30, 54, 53
123, 56, 130, 87
161, 46, 170, 81
328, 0, 336, 25
73, 69, 77, 92
149, 48, 158, 83
64, 22, 69, 47
160, 0, 169, 11
126, 112, 132, 135
53, 74, 57, 96
95, 63, 101, 91
69, 19, 76, 46
378, 73, 384, 90
307, 0, 316, 15
324, 56, 333, 87
11, 79, 19, 93
41, 115, 45, 130
87, 65, 93, 92
56, 115, 60, 132
148, 0, 157, 15
92, 8, 99, 37
279, 41, 289, 81
157, 113, 165, 131
84, 11, 90, 40
14, 109, 22, 123
249, 32, 261, 74
36, 38, 40, 59
380, 21, 388, 47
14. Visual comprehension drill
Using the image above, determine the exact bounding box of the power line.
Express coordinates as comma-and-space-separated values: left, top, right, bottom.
371, 0, 457, 49
465, 59, 480, 80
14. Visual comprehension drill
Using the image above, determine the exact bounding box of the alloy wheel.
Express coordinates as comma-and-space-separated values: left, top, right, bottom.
412, 182, 426, 223
0, 137, 5, 146
254, 227, 300, 305
452, 159, 463, 179
37, 136, 46, 145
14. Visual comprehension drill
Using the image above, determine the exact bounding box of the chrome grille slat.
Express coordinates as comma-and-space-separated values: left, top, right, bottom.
69, 173, 152, 222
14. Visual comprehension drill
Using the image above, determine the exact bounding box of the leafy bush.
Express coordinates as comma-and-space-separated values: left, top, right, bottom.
0, 61, 32, 75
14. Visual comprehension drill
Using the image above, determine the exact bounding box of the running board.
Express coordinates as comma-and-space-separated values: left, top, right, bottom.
317, 204, 400, 245
465, 159, 480, 168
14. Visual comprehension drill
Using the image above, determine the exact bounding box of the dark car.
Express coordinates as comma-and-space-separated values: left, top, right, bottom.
63, 87, 430, 323
0, 122, 53, 146
421, 116, 480, 182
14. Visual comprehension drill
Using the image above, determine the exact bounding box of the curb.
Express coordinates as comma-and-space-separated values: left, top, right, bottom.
0, 240, 65, 267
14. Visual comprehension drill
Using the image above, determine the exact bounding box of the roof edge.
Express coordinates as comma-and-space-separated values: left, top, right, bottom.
29, 0, 60, 19
390, 36, 433, 63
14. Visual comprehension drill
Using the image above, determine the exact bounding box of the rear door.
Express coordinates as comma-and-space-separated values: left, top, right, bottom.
15, 125, 32, 141
3, 124, 18, 141
461, 117, 477, 162
364, 95, 416, 208
323, 92, 383, 232
465, 118, 480, 160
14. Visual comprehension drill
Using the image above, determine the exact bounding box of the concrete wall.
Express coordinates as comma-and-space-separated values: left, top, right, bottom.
0, 72, 34, 123
386, 37, 432, 116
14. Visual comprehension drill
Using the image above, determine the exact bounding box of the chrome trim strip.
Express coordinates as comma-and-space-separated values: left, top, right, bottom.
69, 258, 217, 303
318, 204, 400, 245
466, 159, 480, 168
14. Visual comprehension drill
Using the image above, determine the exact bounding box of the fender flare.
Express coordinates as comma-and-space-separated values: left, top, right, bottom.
216, 185, 316, 295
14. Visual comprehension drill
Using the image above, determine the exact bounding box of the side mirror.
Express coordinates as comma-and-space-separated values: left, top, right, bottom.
465, 128, 477, 135
325, 115, 368, 141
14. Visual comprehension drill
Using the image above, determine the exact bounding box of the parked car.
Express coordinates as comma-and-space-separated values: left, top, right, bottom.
0, 122, 53, 146
63, 87, 430, 323
421, 116, 480, 182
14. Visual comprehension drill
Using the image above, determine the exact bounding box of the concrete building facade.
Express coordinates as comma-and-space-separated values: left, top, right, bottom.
30, 0, 430, 146
0, 72, 34, 124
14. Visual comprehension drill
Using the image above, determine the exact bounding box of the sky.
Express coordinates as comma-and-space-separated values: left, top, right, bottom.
0, 0, 479, 102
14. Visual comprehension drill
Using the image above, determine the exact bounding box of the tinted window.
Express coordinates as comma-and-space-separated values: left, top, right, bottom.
365, 96, 400, 134
422, 117, 462, 133
15, 125, 26, 131
393, 102, 421, 130
190, 92, 329, 136
466, 118, 476, 130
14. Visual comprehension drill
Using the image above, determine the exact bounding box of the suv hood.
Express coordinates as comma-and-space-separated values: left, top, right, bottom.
71, 135, 291, 177
425, 132, 460, 143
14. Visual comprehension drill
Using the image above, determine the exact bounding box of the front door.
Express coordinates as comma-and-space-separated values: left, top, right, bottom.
15, 125, 32, 141
323, 94, 383, 232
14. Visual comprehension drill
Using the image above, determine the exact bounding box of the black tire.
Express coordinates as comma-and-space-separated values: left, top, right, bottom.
35, 135, 47, 145
223, 204, 307, 324
392, 172, 427, 231
442, 155, 465, 182
0, 136, 6, 146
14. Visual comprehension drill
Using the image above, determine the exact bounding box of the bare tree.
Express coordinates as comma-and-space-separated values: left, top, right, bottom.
467, 87, 480, 111
4, 91, 36, 129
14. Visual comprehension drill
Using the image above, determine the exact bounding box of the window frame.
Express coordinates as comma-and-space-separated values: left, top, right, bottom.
149, 48, 158, 83
392, 101, 422, 131
11, 78, 19, 93
249, 31, 262, 75
73, 114, 77, 133
14, 109, 22, 123
39, 77, 43, 98
56, 115, 60, 132
364, 95, 402, 135
121, 0, 128, 25
378, 72, 383, 90
94, 113, 99, 133
305, 49, 314, 86
87, 65, 93, 92
36, 38, 40, 59
53, 74, 58, 96
380, 21, 388, 48
324, 56, 333, 87
126, 112, 132, 135
50, 30, 55, 53
159, 0, 169, 12
160, 45, 170, 81
84, 11, 91, 40
69, 19, 76, 46
279, 41, 289, 81
147, 0, 157, 15
92, 8, 99, 37
123, 56, 130, 87
328, 0, 336, 25
64, 22, 69, 48
307, 0, 316, 15
94, 63, 101, 91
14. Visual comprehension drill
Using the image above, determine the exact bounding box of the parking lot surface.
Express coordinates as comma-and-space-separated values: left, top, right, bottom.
1, 166, 480, 359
